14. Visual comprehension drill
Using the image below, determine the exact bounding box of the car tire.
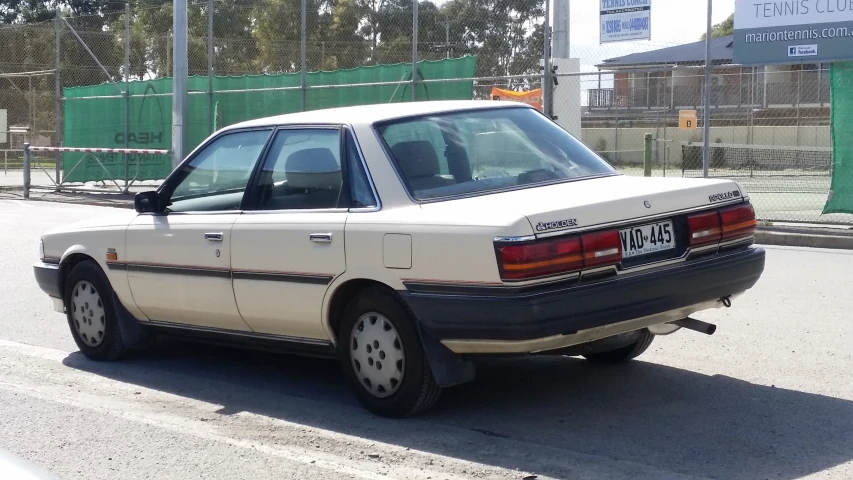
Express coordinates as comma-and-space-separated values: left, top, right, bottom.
64, 260, 127, 361
582, 329, 654, 364
338, 287, 441, 418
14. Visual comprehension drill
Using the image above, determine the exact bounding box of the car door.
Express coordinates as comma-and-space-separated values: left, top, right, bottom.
125, 128, 273, 330
231, 127, 376, 341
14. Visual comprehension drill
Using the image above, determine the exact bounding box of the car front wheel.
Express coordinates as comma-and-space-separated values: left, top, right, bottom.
338, 287, 441, 418
64, 260, 127, 361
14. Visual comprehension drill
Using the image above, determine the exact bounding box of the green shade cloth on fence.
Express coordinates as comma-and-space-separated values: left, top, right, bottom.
62, 56, 477, 183
824, 62, 853, 215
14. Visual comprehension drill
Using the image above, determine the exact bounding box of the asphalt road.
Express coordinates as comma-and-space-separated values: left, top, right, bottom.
2, 199, 852, 480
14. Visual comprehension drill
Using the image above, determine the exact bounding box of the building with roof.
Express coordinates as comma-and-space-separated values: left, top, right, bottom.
585, 35, 830, 124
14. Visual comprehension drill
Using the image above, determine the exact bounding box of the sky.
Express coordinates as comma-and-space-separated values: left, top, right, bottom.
568, 0, 737, 71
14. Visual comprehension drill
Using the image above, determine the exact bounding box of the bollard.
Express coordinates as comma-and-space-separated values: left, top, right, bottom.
23, 143, 30, 199
643, 133, 652, 177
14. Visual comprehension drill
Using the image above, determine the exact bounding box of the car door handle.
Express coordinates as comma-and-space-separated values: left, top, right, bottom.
204, 232, 224, 242
310, 233, 333, 243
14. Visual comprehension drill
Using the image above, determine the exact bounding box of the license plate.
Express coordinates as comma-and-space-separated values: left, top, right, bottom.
619, 221, 675, 259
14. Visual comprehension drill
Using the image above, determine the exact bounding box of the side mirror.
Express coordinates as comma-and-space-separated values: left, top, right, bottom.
134, 191, 161, 214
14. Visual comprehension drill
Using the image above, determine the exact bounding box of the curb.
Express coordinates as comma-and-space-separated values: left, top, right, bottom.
755, 229, 853, 250
1, 187, 135, 209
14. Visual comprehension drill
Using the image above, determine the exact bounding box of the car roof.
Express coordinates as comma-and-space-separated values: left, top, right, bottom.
223, 100, 533, 130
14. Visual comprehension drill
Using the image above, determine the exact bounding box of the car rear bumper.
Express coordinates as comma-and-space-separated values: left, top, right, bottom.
400, 246, 766, 353
33, 261, 62, 299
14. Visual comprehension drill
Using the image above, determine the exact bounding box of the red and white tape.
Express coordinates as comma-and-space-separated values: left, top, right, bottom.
26, 146, 169, 155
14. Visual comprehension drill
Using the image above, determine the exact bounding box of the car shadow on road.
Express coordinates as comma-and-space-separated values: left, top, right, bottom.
63, 342, 853, 480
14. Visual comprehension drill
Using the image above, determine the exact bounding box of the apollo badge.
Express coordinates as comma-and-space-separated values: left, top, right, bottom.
709, 190, 741, 203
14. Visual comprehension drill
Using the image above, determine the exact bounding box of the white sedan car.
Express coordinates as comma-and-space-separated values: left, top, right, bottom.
34, 101, 765, 417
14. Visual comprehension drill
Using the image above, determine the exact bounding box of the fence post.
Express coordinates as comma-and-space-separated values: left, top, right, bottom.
29, 75, 35, 147
207, 0, 214, 133
54, 10, 62, 185
818, 64, 823, 106
701, 0, 712, 179
124, 2, 130, 193
644, 133, 652, 177
614, 120, 620, 164
411, 0, 418, 101
300, 0, 307, 111
23, 144, 31, 199
172, 0, 188, 169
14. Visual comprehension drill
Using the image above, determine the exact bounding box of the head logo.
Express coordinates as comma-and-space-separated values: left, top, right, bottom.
114, 82, 166, 146
643, 201, 651, 208
535, 219, 578, 232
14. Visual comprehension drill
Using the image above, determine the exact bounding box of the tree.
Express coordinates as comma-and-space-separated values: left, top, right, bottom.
0, 0, 548, 93
313, 0, 370, 70
438, 0, 544, 95
372, 0, 443, 64
356, 0, 388, 62
252, 0, 320, 73
107, 0, 261, 79
700, 13, 734, 40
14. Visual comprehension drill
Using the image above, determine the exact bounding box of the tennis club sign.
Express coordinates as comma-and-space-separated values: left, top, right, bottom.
734, 0, 853, 64
600, 0, 651, 44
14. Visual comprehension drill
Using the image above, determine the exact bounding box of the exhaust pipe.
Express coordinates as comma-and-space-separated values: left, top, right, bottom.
672, 317, 716, 335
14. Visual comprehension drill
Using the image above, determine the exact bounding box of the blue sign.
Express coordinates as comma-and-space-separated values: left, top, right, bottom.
600, 0, 652, 44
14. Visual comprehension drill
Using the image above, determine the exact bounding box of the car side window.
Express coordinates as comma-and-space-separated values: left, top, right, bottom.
380, 119, 450, 176
167, 129, 272, 213
346, 131, 377, 208
253, 129, 344, 211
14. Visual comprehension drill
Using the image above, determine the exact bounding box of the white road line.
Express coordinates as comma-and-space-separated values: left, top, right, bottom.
0, 339, 68, 362
0, 339, 535, 480
0, 199, 32, 207
0, 380, 390, 480
0, 339, 709, 480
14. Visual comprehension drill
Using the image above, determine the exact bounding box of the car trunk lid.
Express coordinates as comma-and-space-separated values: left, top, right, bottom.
418, 175, 742, 235
514, 176, 743, 234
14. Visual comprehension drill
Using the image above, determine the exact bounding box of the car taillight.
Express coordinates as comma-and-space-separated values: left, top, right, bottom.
581, 230, 622, 268
720, 203, 757, 241
687, 211, 721, 246
497, 237, 583, 280
496, 230, 624, 281
687, 202, 756, 247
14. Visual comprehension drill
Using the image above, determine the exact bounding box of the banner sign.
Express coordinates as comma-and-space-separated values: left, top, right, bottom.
734, 0, 853, 64
63, 57, 478, 183
823, 62, 853, 214
491, 87, 543, 111
600, 0, 651, 44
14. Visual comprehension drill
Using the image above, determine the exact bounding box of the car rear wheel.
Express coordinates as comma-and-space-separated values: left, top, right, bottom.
338, 287, 441, 417
582, 329, 654, 364
65, 260, 127, 361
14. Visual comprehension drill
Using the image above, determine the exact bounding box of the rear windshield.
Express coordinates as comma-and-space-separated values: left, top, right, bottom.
375, 107, 616, 200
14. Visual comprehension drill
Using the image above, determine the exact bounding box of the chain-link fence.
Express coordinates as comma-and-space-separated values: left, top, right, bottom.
565, 62, 845, 224
0, 1, 851, 223
0, 21, 58, 186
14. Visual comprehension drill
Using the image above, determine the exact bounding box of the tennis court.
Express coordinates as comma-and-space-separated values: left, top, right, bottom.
620, 166, 853, 224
